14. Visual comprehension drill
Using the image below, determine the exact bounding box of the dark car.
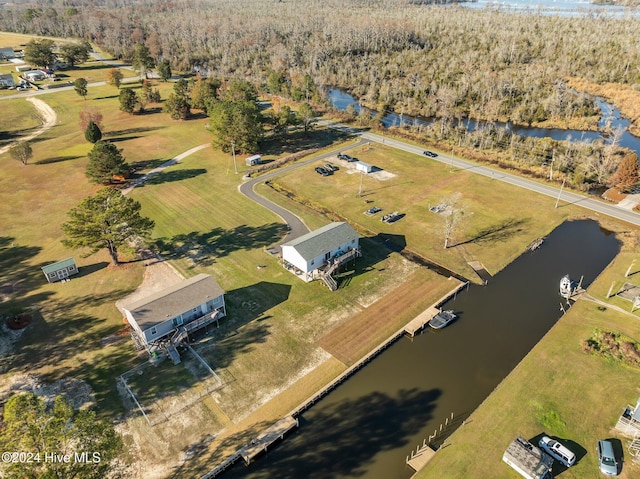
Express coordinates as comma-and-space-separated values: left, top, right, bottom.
423, 150, 438, 158
337, 153, 352, 161
325, 163, 337, 172
315, 167, 330, 176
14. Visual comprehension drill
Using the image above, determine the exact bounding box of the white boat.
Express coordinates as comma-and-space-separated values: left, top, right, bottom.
428, 310, 457, 329
560, 275, 574, 299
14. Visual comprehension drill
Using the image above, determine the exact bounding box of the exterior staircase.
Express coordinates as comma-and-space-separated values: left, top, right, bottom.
319, 248, 361, 291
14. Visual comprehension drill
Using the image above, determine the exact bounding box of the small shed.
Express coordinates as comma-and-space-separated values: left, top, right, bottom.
0, 74, 15, 88
245, 154, 262, 166
42, 258, 79, 283
355, 161, 373, 173
503, 437, 553, 479
15, 64, 31, 72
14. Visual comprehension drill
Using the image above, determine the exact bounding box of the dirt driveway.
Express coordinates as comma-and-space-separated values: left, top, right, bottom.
0, 97, 57, 156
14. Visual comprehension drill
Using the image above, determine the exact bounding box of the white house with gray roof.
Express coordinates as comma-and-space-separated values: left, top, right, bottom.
121, 273, 226, 360
281, 222, 360, 289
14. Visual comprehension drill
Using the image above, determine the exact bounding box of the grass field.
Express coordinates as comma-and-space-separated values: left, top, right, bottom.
270, 141, 583, 280
418, 254, 640, 479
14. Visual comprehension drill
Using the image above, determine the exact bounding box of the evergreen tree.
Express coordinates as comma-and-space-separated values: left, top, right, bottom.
85, 141, 127, 184
297, 102, 317, 133
157, 59, 172, 82
0, 393, 123, 479
119, 88, 138, 114
62, 188, 154, 265
209, 100, 263, 153
23, 39, 56, 68
163, 79, 191, 119
84, 120, 102, 143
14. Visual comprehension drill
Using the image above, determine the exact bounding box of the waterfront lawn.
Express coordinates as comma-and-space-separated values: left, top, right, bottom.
269, 142, 577, 280
418, 291, 640, 478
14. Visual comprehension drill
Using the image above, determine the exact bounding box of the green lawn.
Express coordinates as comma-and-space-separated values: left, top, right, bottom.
418, 258, 640, 479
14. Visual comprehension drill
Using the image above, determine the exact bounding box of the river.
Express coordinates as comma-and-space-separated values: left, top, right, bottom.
327, 89, 640, 157
223, 220, 620, 479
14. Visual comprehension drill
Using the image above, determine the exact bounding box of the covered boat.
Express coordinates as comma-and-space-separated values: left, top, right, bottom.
428, 310, 457, 329
560, 275, 574, 299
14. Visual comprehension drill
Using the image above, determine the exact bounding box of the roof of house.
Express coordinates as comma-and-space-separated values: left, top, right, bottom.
0, 73, 14, 84
121, 273, 225, 331
41, 258, 77, 275
281, 222, 358, 261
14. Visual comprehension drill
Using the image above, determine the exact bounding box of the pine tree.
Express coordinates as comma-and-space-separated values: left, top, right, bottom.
85, 141, 127, 184
84, 120, 102, 143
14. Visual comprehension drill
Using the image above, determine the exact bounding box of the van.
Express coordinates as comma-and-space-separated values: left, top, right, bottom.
538, 436, 576, 467
597, 439, 619, 476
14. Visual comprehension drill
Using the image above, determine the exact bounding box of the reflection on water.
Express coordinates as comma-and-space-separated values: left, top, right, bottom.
463, 0, 634, 17
223, 220, 620, 479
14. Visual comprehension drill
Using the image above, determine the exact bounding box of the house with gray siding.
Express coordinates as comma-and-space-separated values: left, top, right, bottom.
121, 273, 226, 361
281, 222, 360, 289
0, 73, 15, 88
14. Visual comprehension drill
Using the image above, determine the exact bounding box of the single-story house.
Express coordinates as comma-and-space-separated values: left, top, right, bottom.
15, 64, 32, 72
355, 161, 373, 173
0, 73, 15, 88
42, 258, 79, 283
24, 70, 46, 81
121, 273, 226, 354
0, 47, 15, 59
281, 222, 360, 286
502, 436, 553, 479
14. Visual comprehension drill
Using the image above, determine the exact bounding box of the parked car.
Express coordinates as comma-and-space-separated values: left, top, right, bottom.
538, 436, 575, 467
423, 150, 438, 158
597, 440, 619, 476
325, 163, 337, 172
337, 153, 353, 161
315, 167, 330, 176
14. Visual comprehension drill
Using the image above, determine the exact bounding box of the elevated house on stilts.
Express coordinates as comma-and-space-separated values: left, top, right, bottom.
281, 222, 361, 291
121, 274, 226, 364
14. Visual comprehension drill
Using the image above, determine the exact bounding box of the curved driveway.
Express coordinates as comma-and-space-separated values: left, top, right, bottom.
238, 139, 367, 251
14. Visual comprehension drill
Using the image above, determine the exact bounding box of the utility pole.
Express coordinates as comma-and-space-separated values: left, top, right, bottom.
554, 178, 565, 209
231, 140, 238, 174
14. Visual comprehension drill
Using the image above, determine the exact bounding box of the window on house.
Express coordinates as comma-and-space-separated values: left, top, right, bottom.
150, 327, 157, 336
311, 260, 314, 265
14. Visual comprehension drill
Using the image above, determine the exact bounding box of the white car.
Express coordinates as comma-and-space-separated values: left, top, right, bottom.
538, 436, 576, 467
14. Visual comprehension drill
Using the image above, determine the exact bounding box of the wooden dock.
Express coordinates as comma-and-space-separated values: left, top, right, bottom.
407, 444, 437, 472
239, 416, 299, 464
404, 307, 440, 337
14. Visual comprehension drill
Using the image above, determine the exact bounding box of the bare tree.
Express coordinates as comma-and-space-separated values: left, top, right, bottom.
442, 193, 466, 249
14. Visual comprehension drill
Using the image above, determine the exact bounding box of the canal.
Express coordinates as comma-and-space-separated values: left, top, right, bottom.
224, 219, 620, 479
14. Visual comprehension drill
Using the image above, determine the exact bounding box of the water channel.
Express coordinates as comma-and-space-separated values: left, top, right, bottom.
224, 220, 620, 479
327, 88, 640, 157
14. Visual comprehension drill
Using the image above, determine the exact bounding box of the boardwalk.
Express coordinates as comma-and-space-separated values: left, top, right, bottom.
239, 416, 299, 464
404, 307, 440, 337
407, 444, 437, 472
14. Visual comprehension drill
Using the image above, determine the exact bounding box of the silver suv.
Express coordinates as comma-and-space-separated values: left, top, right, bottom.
597, 439, 619, 476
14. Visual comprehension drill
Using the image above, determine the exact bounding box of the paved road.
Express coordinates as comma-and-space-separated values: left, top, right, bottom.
238, 139, 367, 251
